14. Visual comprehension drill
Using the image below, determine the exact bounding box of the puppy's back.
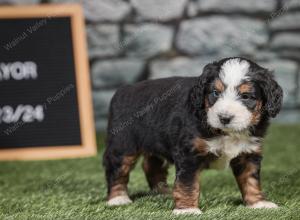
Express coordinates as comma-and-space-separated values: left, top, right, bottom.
106, 77, 198, 142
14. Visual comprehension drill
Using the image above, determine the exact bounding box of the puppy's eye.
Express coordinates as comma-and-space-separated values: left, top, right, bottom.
212, 90, 220, 98
241, 93, 253, 100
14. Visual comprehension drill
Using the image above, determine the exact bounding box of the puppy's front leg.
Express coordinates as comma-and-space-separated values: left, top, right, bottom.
230, 153, 278, 209
172, 155, 202, 215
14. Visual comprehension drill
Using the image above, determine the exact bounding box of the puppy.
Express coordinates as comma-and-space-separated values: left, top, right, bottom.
103, 57, 283, 215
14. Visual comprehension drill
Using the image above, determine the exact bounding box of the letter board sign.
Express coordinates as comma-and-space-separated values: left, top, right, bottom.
0, 4, 96, 160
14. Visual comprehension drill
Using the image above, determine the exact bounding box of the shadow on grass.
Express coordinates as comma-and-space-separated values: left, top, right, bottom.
130, 190, 170, 200
227, 197, 243, 206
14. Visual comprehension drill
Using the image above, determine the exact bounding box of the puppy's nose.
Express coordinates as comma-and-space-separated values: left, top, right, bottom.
218, 114, 234, 125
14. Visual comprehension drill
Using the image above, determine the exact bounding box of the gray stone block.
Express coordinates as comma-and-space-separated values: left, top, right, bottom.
279, 50, 300, 60
93, 90, 116, 118
273, 109, 300, 123
50, 0, 80, 3
254, 51, 279, 61
176, 17, 268, 56
51, 0, 131, 22
85, 0, 131, 22
149, 57, 218, 79
131, 0, 187, 21
95, 118, 108, 131
187, 1, 198, 17
270, 13, 300, 30
260, 60, 298, 108
91, 59, 145, 89
87, 24, 120, 58
282, 0, 300, 10
198, 0, 276, 13
298, 68, 300, 105
124, 24, 173, 59
271, 33, 300, 49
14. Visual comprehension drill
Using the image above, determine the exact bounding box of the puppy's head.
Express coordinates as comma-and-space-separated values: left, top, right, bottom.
191, 57, 283, 132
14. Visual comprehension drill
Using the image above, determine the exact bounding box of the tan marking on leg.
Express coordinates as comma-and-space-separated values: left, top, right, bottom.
143, 155, 169, 194
235, 158, 264, 205
173, 173, 200, 209
108, 155, 138, 200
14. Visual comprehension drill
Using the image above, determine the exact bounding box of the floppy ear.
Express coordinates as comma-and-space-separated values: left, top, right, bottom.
253, 69, 283, 118
190, 63, 219, 111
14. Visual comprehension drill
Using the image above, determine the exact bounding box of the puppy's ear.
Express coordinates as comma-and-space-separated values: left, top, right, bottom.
253, 69, 283, 118
190, 63, 219, 110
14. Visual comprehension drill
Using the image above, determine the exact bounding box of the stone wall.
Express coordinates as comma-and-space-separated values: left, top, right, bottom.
1, 0, 300, 130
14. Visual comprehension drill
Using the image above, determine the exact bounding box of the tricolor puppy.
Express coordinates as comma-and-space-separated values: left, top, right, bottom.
103, 57, 283, 215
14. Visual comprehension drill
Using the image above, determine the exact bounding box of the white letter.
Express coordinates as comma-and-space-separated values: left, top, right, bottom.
10, 62, 25, 80
0, 63, 11, 80
24, 61, 38, 79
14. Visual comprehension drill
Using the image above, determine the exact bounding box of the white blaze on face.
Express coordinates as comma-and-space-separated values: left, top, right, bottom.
207, 58, 252, 131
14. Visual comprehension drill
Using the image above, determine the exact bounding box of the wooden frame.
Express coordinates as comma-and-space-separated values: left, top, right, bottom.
0, 4, 97, 160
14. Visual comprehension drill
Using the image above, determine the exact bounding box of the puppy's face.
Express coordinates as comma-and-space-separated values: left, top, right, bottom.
197, 58, 282, 132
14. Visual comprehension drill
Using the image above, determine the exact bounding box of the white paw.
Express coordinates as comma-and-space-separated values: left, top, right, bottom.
172, 208, 202, 215
107, 195, 132, 206
248, 201, 278, 209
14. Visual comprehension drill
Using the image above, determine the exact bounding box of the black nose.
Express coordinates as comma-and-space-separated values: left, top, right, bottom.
218, 114, 234, 125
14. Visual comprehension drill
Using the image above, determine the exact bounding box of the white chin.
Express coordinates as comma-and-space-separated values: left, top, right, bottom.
222, 126, 248, 132
209, 123, 248, 132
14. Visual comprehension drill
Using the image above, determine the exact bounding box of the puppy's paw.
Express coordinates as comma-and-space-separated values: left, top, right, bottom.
107, 195, 132, 206
248, 201, 278, 209
172, 208, 202, 215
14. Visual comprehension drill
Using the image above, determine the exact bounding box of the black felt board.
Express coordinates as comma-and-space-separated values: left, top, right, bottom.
0, 17, 82, 149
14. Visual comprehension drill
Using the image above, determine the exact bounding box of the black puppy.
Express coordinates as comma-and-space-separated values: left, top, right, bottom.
103, 57, 283, 215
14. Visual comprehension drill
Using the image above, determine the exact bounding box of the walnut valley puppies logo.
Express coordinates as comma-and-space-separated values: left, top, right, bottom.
3, 18, 48, 51
44, 84, 75, 109
110, 83, 182, 135
2, 83, 75, 136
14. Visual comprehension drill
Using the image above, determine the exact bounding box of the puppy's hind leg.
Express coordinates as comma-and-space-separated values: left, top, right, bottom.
103, 147, 139, 206
143, 154, 170, 194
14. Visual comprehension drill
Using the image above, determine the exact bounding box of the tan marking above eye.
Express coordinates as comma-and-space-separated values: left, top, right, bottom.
238, 83, 253, 94
214, 79, 225, 92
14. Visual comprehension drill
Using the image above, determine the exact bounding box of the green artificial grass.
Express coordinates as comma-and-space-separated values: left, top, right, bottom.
0, 124, 300, 220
